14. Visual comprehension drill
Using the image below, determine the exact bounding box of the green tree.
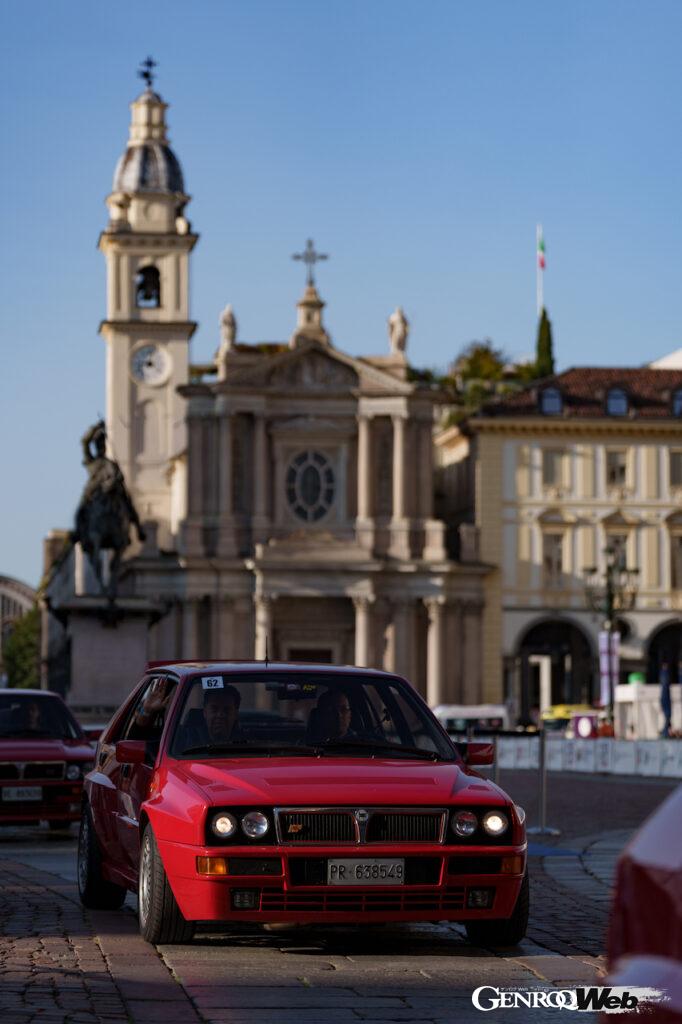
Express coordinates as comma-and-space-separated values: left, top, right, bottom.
452, 340, 508, 382
3, 606, 41, 689
535, 308, 555, 378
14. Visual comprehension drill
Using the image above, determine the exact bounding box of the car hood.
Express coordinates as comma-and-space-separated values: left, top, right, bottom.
171, 756, 507, 807
0, 738, 93, 761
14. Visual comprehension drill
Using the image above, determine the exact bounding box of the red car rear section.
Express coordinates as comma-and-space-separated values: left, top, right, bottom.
81, 662, 528, 943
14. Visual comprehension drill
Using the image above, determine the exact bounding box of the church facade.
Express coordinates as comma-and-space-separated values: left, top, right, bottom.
43, 81, 489, 709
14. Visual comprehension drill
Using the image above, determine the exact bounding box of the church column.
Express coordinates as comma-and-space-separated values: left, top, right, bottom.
419, 419, 434, 520
213, 596, 235, 659
425, 596, 445, 707
183, 414, 204, 556
253, 413, 269, 542
390, 414, 411, 558
462, 600, 484, 703
356, 415, 374, 551
217, 411, 236, 557
392, 598, 416, 681
353, 596, 373, 667
254, 594, 273, 662
182, 598, 200, 659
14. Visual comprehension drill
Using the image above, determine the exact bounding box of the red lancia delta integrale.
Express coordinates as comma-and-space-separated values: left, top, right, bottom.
0, 689, 95, 828
78, 663, 528, 945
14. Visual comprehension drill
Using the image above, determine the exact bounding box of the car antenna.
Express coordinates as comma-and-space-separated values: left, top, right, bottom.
265, 636, 269, 667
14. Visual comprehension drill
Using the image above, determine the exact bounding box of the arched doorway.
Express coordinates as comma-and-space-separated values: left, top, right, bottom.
517, 619, 594, 724
647, 622, 682, 685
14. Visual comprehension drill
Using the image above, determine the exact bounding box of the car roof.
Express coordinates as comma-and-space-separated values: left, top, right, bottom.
146, 661, 397, 681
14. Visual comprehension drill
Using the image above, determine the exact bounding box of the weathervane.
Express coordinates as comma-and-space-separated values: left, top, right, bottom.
292, 238, 328, 287
138, 56, 158, 90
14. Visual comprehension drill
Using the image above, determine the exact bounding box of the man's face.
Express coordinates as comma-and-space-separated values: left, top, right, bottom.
203, 694, 238, 741
323, 693, 352, 738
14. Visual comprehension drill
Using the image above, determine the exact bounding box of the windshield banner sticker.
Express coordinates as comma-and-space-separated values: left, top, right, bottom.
201, 677, 224, 690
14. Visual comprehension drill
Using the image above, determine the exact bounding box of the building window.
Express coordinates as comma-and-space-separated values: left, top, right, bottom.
672, 390, 682, 417
670, 450, 682, 488
671, 535, 682, 590
286, 450, 335, 523
606, 449, 628, 488
135, 265, 161, 308
606, 387, 628, 416
542, 532, 564, 588
540, 387, 563, 415
542, 448, 564, 488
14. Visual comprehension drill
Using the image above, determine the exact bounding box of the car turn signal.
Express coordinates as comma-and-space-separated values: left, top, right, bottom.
500, 855, 524, 874
196, 856, 228, 875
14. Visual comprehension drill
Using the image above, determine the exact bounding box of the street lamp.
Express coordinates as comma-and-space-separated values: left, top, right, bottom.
583, 545, 639, 726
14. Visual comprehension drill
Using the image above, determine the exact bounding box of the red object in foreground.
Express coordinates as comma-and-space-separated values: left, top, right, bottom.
80, 662, 528, 945
604, 956, 682, 1023
0, 689, 94, 826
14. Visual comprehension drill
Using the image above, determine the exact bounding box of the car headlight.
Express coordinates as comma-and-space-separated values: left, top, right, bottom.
66, 764, 81, 781
211, 812, 237, 838
482, 810, 509, 836
515, 804, 526, 826
451, 810, 478, 837
241, 811, 269, 839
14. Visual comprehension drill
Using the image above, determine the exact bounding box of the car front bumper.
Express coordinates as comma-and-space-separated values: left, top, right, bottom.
158, 839, 527, 924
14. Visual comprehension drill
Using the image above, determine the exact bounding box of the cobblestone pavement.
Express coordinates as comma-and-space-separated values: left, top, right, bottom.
0, 772, 677, 1024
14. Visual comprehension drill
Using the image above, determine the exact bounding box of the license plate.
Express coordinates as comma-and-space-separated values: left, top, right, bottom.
327, 858, 405, 885
2, 786, 42, 802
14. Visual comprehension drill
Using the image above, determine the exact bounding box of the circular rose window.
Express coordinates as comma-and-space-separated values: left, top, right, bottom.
286, 451, 335, 522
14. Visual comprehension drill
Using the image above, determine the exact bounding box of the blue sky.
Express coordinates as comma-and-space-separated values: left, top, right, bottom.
2, 0, 682, 586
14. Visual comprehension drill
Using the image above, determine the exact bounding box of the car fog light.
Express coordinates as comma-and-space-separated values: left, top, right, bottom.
451, 810, 478, 837
467, 887, 494, 909
232, 889, 259, 909
482, 811, 508, 836
211, 812, 237, 838
241, 811, 269, 839
66, 764, 81, 781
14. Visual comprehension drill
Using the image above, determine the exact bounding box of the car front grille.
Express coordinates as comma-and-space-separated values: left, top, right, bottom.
0, 762, 65, 781
258, 886, 465, 913
366, 811, 444, 843
275, 807, 448, 845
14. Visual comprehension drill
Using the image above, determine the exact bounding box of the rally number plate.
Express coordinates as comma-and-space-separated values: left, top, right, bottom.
2, 786, 42, 802
327, 858, 405, 885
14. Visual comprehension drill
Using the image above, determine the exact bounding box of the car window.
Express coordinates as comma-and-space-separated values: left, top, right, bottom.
121, 676, 178, 756
168, 673, 457, 761
0, 694, 80, 740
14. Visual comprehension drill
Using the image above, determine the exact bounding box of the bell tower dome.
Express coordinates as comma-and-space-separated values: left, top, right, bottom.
98, 62, 198, 550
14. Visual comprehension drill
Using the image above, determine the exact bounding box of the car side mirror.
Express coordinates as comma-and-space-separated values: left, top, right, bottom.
464, 741, 494, 766
116, 740, 147, 765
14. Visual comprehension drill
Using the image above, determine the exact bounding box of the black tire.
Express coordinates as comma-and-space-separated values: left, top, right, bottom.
77, 804, 127, 909
48, 820, 69, 831
138, 824, 194, 945
465, 872, 529, 948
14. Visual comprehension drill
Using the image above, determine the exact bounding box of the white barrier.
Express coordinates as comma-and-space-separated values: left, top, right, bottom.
492, 736, 682, 778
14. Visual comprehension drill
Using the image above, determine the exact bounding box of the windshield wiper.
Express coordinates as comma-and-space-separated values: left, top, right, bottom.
179, 742, 318, 757
316, 739, 445, 761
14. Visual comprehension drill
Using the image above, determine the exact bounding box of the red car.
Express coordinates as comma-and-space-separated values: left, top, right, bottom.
78, 662, 528, 945
0, 688, 95, 828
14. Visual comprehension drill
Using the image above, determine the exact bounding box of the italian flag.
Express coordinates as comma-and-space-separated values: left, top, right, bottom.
537, 228, 546, 270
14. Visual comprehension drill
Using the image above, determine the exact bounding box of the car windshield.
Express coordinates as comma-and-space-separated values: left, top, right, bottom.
0, 694, 81, 740
169, 672, 458, 762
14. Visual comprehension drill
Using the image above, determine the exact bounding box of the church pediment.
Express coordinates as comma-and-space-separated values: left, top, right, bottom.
268, 349, 358, 391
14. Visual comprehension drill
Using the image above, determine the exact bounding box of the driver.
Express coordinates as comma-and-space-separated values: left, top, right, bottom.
178, 685, 243, 750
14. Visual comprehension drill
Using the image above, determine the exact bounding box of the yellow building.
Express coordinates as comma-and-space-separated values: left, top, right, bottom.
436, 367, 682, 721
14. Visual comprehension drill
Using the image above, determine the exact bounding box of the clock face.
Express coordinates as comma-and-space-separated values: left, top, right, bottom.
130, 344, 170, 385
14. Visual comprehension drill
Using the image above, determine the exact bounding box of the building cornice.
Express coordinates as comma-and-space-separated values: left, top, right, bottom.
470, 416, 682, 438
99, 320, 198, 338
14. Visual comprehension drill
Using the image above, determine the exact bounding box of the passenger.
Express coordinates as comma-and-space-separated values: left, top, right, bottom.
310, 689, 357, 742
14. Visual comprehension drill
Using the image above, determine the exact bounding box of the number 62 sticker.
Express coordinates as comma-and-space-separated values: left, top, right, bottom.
201, 676, 224, 690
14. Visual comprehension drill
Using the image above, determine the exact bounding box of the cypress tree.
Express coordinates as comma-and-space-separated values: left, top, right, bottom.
535, 308, 555, 378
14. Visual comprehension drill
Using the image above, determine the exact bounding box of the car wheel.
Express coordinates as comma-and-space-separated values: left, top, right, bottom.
77, 805, 127, 909
465, 872, 529, 948
138, 824, 194, 945
48, 820, 69, 831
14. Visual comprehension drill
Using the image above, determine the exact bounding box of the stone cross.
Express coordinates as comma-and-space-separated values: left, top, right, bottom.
292, 238, 328, 287
138, 56, 157, 90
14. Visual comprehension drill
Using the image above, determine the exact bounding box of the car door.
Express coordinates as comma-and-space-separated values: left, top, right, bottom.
115, 675, 178, 878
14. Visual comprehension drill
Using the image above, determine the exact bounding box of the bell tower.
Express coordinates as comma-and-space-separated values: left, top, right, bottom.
98, 64, 198, 548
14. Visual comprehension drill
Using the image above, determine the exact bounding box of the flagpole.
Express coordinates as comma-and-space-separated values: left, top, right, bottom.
536, 223, 543, 317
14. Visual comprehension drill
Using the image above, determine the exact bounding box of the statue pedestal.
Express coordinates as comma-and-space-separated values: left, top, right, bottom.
49, 595, 165, 713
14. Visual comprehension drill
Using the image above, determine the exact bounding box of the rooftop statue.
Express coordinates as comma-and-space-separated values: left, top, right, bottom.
388, 306, 409, 354
73, 421, 146, 598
